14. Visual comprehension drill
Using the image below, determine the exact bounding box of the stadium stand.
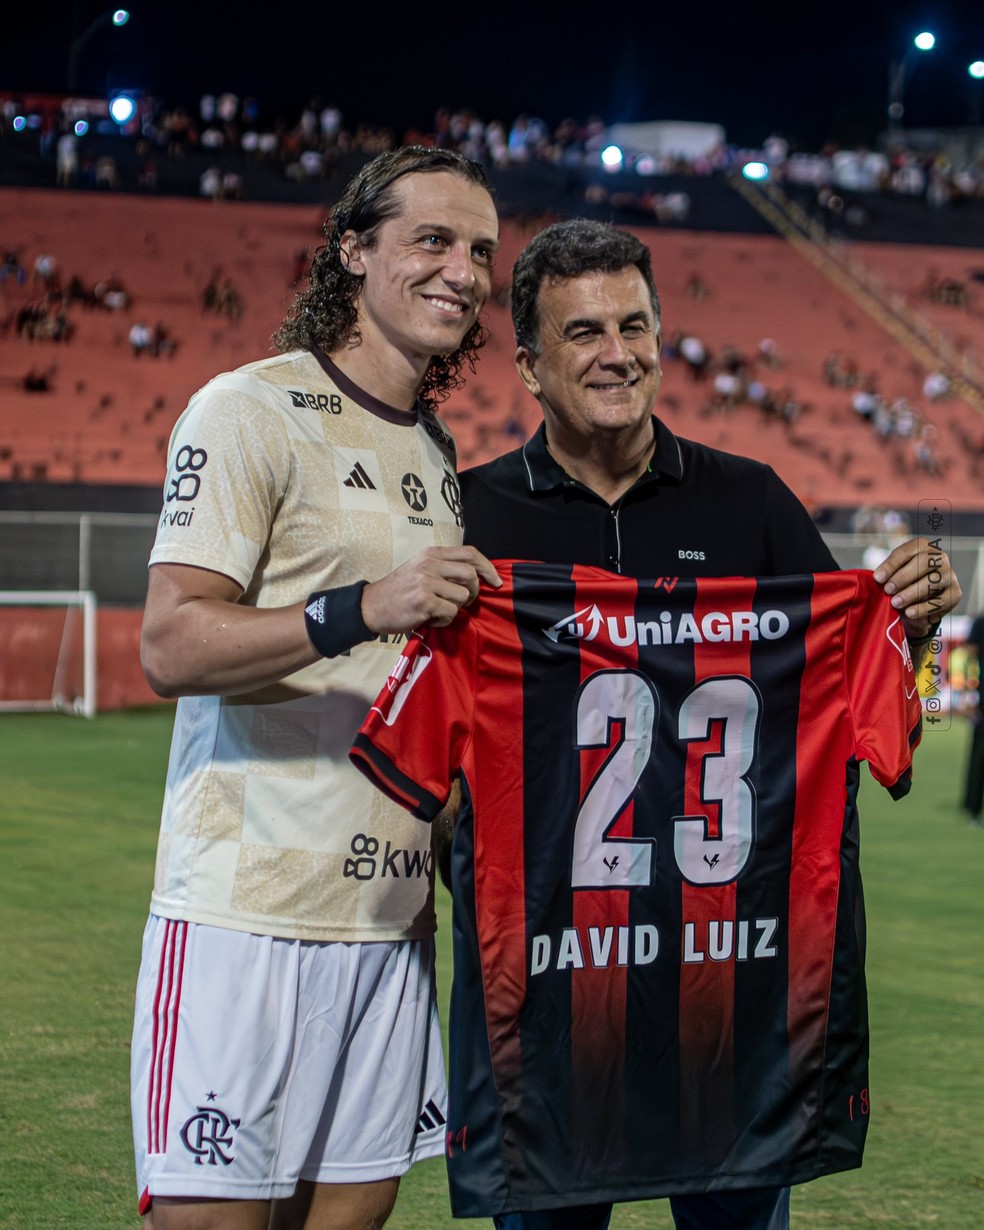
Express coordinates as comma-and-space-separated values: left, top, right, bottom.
2, 186, 983, 509
2, 125, 984, 708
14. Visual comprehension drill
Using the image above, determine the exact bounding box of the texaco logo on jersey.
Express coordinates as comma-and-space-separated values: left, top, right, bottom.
402, 472, 433, 525
401, 473, 427, 510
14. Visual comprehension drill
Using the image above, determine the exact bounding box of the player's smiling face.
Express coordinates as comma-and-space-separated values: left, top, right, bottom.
516, 266, 661, 445
342, 170, 498, 371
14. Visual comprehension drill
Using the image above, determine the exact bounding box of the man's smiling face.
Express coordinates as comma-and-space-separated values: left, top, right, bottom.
516, 265, 661, 446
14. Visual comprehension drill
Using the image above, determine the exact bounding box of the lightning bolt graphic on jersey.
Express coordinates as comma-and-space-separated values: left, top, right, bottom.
543, 604, 605, 643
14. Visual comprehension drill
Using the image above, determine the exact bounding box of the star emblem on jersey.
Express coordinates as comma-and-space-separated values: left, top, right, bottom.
401, 473, 427, 511
305, 595, 326, 624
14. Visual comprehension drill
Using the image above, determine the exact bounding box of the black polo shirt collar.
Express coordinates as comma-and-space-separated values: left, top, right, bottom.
519, 416, 685, 494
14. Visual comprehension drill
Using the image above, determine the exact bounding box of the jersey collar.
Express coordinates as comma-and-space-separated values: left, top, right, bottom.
311, 349, 421, 425
520, 417, 684, 494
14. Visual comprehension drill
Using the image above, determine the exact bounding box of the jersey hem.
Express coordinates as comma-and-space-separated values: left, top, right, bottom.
146, 906, 436, 944
450, 1154, 863, 1216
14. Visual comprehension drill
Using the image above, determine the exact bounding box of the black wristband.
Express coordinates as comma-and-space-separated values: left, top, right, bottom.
304, 580, 373, 658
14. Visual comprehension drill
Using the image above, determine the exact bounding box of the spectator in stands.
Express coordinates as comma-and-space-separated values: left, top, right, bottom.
757, 336, 782, 368
1, 251, 27, 284
130, 146, 500, 1230
128, 321, 153, 356
23, 365, 53, 392
55, 128, 78, 186
199, 165, 222, 199
32, 252, 57, 288
94, 276, 129, 311
216, 278, 243, 321
923, 370, 951, 401
678, 331, 710, 380
685, 271, 710, 299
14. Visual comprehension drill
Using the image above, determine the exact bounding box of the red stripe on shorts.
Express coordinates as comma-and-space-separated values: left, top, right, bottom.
148, 919, 187, 1154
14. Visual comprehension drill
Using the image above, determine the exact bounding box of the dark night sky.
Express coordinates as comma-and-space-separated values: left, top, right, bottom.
3, 1, 983, 149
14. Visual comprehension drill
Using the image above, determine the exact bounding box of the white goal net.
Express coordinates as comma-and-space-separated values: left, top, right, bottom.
0, 591, 97, 718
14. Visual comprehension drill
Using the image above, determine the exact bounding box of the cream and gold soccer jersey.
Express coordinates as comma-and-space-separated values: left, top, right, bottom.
147, 349, 464, 940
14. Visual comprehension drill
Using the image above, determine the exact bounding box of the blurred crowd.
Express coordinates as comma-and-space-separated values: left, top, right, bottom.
4, 89, 984, 207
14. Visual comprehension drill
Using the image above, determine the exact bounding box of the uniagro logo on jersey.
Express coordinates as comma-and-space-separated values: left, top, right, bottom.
543, 604, 791, 648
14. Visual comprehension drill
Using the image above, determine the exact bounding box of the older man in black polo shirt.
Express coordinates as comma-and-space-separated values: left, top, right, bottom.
458, 219, 960, 1230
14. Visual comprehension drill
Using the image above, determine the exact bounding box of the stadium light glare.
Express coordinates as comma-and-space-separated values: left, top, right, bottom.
74, 119, 89, 136
970, 61, 984, 80
109, 94, 137, 124
601, 144, 624, 171
914, 31, 936, 51
12, 115, 26, 132
112, 9, 130, 25
742, 161, 769, 181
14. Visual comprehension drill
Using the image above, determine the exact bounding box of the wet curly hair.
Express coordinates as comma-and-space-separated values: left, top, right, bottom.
274, 146, 494, 407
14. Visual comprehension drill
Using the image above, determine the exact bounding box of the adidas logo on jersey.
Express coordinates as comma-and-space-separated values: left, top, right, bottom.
415, 1099, 447, 1135
305, 596, 326, 625
344, 462, 376, 490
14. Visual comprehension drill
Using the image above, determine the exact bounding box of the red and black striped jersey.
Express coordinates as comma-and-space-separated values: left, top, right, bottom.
351, 563, 922, 1216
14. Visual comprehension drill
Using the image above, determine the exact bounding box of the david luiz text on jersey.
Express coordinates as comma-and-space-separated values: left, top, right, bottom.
529, 917, 779, 975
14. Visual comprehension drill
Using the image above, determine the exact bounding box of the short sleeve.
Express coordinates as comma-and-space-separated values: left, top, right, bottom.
844, 572, 922, 798
148, 375, 292, 589
350, 615, 475, 821
763, 468, 838, 574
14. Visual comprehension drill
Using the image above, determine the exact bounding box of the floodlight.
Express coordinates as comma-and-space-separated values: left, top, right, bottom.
109, 94, 137, 124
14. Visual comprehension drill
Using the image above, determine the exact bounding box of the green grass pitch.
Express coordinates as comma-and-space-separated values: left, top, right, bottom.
0, 709, 981, 1228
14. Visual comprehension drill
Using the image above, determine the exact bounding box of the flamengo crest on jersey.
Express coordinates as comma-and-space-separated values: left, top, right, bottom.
351, 562, 922, 1215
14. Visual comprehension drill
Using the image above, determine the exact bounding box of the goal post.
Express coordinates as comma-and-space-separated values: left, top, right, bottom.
0, 591, 97, 718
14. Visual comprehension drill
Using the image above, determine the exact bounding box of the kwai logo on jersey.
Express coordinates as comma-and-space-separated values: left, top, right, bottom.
543, 604, 791, 648
165, 445, 207, 503
179, 1103, 241, 1166
342, 831, 433, 881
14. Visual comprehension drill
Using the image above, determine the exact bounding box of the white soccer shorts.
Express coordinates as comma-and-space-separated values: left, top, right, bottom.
130, 917, 447, 1211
